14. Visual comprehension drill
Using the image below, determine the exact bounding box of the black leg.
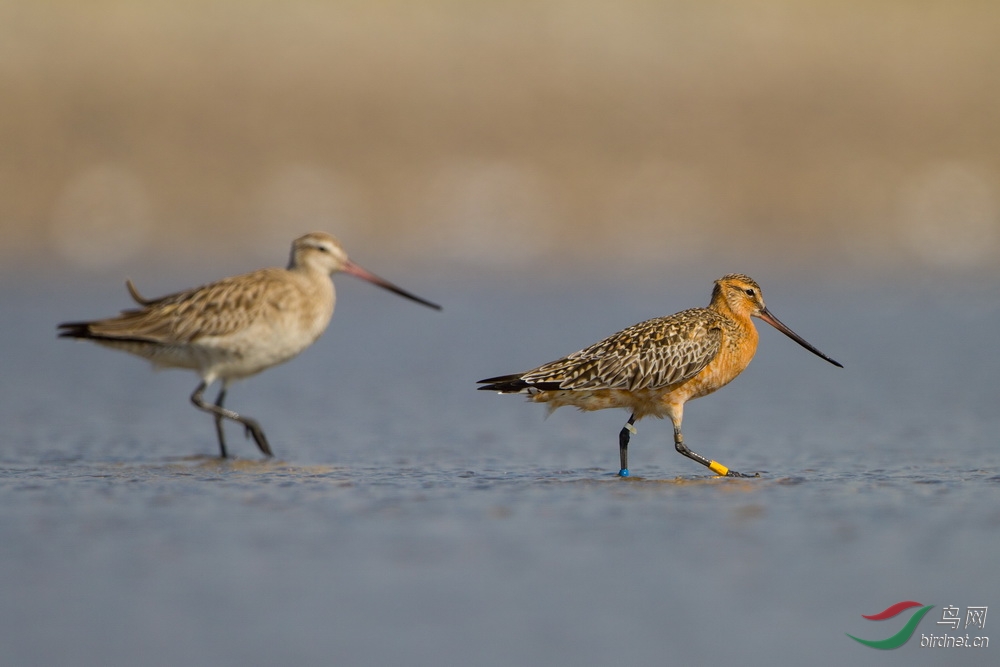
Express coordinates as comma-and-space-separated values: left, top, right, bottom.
618, 413, 636, 477
673, 426, 756, 478
190, 382, 274, 458
213, 386, 228, 459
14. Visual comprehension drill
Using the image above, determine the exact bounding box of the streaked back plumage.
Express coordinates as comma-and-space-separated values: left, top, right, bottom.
480, 308, 725, 394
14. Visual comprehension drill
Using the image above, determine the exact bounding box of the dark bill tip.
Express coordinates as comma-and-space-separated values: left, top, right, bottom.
758, 308, 842, 368
344, 261, 441, 310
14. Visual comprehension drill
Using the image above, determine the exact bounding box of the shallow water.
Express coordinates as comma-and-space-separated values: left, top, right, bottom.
1, 271, 998, 666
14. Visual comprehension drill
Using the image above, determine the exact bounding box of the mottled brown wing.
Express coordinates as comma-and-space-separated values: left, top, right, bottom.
77, 269, 291, 343
520, 308, 723, 392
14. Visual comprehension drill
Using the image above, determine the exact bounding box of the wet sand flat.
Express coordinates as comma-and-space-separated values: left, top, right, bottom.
1, 274, 997, 666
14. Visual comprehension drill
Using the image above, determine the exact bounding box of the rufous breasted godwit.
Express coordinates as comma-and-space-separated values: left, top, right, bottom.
59, 232, 440, 458
478, 274, 841, 478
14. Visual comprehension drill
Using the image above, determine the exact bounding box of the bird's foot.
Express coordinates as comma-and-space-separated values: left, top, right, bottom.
618, 468, 630, 478
241, 420, 273, 457
725, 470, 760, 478
707, 460, 758, 478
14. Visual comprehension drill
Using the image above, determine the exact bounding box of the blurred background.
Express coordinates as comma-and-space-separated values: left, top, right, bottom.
3, 0, 999, 279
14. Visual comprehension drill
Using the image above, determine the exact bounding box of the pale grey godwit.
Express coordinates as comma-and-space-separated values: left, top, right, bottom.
478, 274, 841, 477
59, 232, 440, 458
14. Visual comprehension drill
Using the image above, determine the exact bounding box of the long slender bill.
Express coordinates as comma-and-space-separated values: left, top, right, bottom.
342, 260, 442, 310
757, 308, 842, 368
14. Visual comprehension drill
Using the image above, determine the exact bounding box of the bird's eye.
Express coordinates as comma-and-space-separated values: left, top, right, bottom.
318, 245, 329, 253
744, 288, 755, 296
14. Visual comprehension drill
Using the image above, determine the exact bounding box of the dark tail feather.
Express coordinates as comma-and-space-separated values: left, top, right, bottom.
58, 322, 154, 346
477, 374, 529, 392
57, 321, 95, 339
477, 374, 561, 393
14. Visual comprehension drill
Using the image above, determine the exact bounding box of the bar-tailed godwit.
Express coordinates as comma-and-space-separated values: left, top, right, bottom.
59, 232, 440, 458
478, 274, 841, 478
